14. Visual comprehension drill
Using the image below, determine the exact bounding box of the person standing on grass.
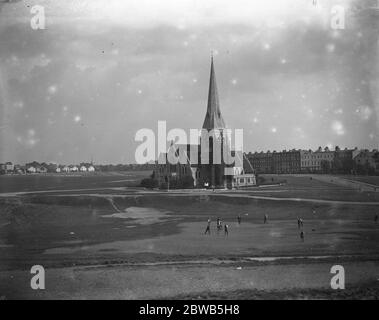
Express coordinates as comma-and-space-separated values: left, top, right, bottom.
264, 214, 268, 224
204, 223, 211, 235
224, 224, 229, 236
297, 217, 301, 229
204, 218, 211, 235
375, 214, 378, 223
216, 218, 222, 234
237, 215, 241, 225
300, 231, 305, 242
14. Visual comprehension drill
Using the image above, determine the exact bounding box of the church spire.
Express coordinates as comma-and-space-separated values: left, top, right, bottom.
202, 55, 226, 130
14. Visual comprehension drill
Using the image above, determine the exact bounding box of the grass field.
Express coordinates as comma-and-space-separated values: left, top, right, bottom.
341, 175, 379, 186
0, 171, 149, 193
0, 173, 379, 299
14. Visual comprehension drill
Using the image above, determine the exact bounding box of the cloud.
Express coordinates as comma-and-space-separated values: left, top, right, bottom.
355, 105, 373, 120
0, 0, 378, 163
331, 120, 345, 135
1, 0, 355, 28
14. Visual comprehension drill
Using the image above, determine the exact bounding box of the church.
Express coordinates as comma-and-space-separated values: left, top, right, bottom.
153, 57, 256, 189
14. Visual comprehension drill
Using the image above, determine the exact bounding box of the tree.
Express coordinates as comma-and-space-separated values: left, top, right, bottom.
46, 163, 58, 173
320, 160, 331, 174
181, 176, 195, 188
332, 158, 342, 173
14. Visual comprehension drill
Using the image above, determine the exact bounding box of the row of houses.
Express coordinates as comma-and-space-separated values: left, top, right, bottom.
0, 162, 96, 174
27, 165, 96, 173
0, 161, 156, 175
0, 162, 15, 173
2, 146, 379, 176
245, 147, 379, 175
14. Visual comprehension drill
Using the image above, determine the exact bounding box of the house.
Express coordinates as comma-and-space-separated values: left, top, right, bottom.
14, 165, 25, 174
354, 150, 379, 174
5, 162, 14, 173
80, 166, 87, 172
56, 167, 61, 173
88, 165, 95, 172
70, 166, 79, 172
37, 166, 47, 173
27, 166, 37, 173
301, 147, 335, 173
233, 174, 257, 188
62, 166, 70, 173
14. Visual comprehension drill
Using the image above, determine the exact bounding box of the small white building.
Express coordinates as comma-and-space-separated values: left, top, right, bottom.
71, 166, 78, 172
87, 165, 95, 172
27, 166, 36, 173
80, 166, 87, 172
62, 166, 70, 173
56, 167, 61, 173
232, 174, 257, 188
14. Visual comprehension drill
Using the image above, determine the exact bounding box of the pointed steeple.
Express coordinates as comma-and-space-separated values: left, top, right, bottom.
202, 55, 226, 130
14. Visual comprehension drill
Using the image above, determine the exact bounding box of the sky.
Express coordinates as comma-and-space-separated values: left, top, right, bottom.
0, 0, 378, 164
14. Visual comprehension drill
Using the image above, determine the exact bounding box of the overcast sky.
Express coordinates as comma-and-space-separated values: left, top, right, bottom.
0, 0, 378, 164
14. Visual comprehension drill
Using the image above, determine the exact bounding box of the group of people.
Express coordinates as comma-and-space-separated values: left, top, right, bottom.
216, 217, 227, 234
204, 211, 379, 241
204, 217, 229, 236
204, 214, 268, 238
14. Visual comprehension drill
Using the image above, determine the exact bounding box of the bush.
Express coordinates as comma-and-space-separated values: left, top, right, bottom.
140, 178, 158, 189
181, 176, 195, 188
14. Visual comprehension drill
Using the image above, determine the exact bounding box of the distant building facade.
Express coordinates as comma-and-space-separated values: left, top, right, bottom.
246, 150, 301, 174
246, 152, 273, 174
353, 149, 379, 174
245, 146, 370, 175
273, 150, 301, 174
301, 147, 335, 173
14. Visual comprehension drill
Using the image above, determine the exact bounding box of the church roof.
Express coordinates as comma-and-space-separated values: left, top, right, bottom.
202, 56, 226, 130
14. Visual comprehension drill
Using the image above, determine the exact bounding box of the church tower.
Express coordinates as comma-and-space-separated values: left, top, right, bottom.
200, 56, 229, 188
153, 56, 256, 189
202, 56, 226, 130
